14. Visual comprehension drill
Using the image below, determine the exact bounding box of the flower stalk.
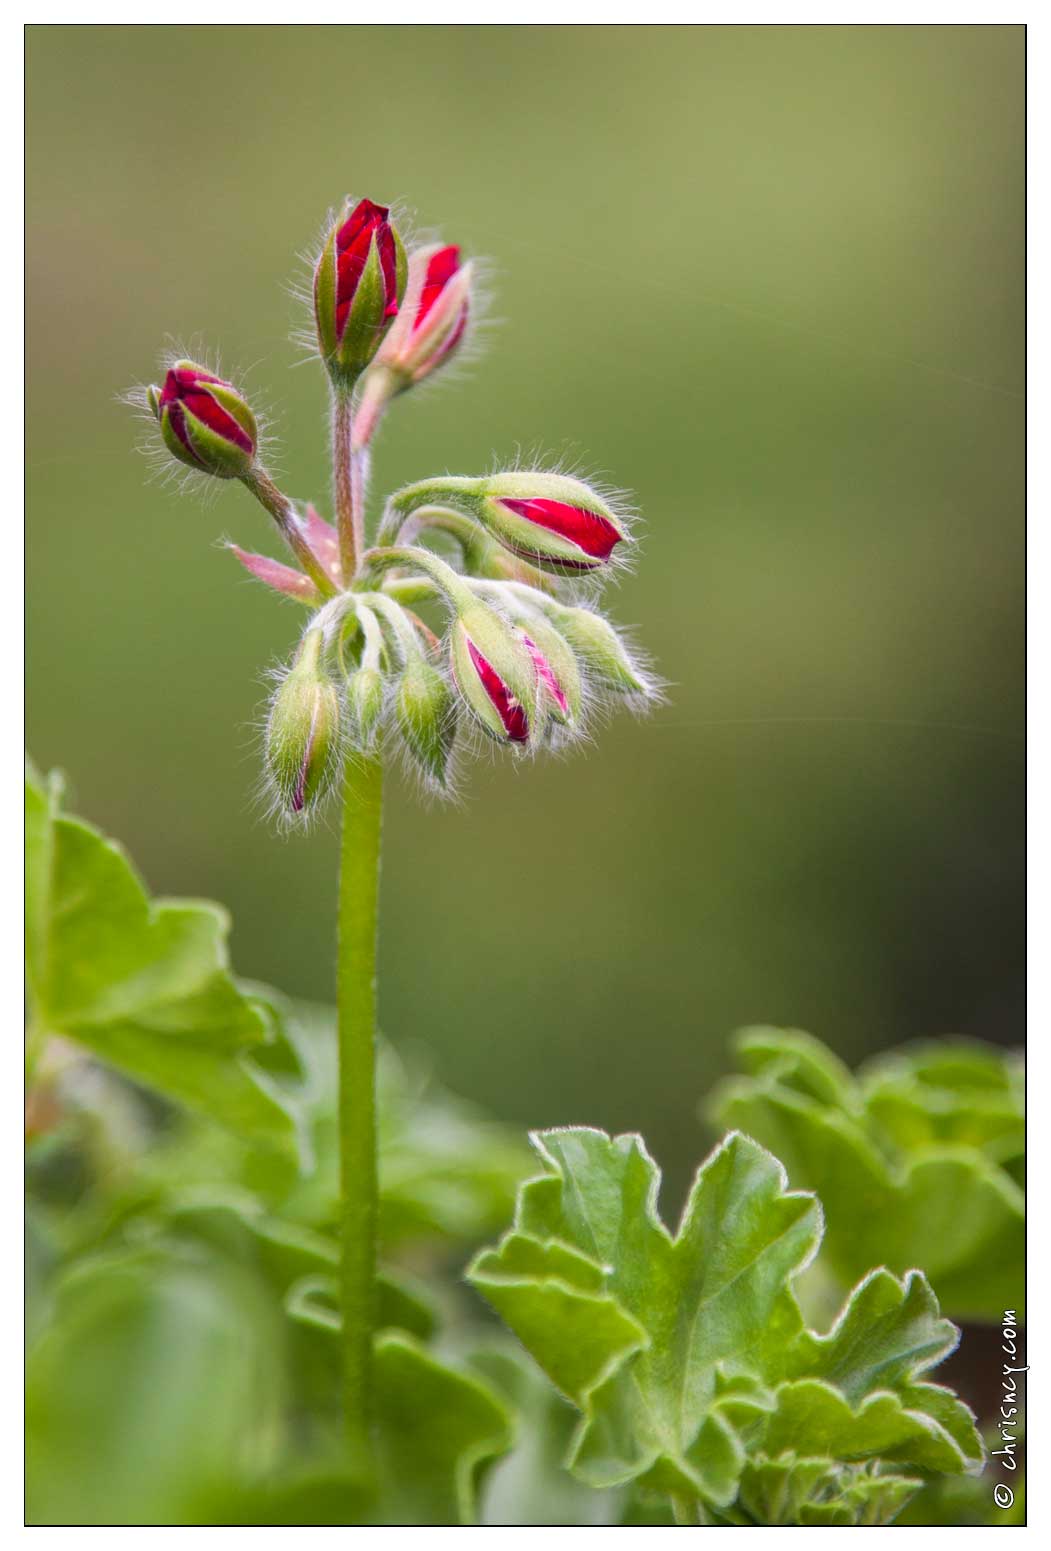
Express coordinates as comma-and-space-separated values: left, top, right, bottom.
243, 469, 339, 598
336, 751, 384, 1465
332, 389, 362, 581
131, 190, 657, 1480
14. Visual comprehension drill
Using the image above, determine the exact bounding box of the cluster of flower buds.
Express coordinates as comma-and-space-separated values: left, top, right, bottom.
134, 191, 657, 820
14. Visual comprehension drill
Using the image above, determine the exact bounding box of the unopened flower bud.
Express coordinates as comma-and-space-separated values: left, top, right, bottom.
395, 658, 457, 786
519, 618, 583, 728
449, 605, 540, 746
540, 601, 651, 699
266, 630, 341, 816
373, 244, 472, 389
480, 472, 629, 574
314, 197, 407, 387
390, 472, 628, 575
149, 361, 257, 479
347, 665, 385, 747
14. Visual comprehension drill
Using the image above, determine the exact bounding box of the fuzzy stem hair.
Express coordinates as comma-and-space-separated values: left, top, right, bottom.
332, 387, 365, 580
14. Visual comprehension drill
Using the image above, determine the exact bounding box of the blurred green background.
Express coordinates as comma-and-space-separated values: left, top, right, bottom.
27, 24, 1023, 1202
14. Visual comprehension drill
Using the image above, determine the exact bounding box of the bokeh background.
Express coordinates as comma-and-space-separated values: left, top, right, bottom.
27, 24, 1023, 1205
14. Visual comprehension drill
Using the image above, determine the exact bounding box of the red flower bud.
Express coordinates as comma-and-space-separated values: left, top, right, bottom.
496, 497, 622, 569
521, 635, 570, 721
314, 197, 407, 386
374, 243, 472, 389
467, 640, 529, 742
449, 607, 540, 746
150, 361, 257, 479
386, 471, 629, 575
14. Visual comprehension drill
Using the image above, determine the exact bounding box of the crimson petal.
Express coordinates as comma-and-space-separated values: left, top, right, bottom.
467, 640, 529, 742
500, 497, 622, 561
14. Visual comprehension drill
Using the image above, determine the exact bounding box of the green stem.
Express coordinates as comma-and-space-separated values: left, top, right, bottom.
360, 544, 473, 611
336, 751, 384, 1468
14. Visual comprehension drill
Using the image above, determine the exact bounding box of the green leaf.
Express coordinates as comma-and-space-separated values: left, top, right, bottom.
739, 1457, 921, 1527
268, 1235, 513, 1525
28, 1183, 510, 1525
25, 765, 300, 1150
468, 1128, 982, 1522
280, 1309, 514, 1524
708, 1027, 1024, 1321
156, 1187, 438, 1341
369, 1332, 513, 1525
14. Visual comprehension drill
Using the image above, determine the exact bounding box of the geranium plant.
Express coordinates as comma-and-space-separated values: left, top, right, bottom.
24, 192, 1020, 1527
131, 193, 656, 1475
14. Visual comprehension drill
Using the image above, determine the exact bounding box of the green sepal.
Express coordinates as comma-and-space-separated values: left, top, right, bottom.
178, 407, 253, 479
266, 630, 342, 814
537, 599, 649, 698
206, 380, 258, 444
347, 665, 385, 747
313, 226, 339, 362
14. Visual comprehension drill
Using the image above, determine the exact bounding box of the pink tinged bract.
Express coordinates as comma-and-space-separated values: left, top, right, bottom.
301, 503, 342, 585
228, 546, 321, 604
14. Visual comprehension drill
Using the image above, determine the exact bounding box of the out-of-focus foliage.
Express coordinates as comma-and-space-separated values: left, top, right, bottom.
26, 1034, 526, 1527
25, 762, 300, 1149
896, 1430, 1025, 1527
26, 766, 528, 1258
707, 1027, 1024, 1321
25, 773, 1008, 1524
25, 767, 531, 1524
469, 1128, 982, 1525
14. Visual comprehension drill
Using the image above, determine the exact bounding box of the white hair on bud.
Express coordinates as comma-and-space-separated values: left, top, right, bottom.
245, 638, 350, 835
391, 677, 466, 808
